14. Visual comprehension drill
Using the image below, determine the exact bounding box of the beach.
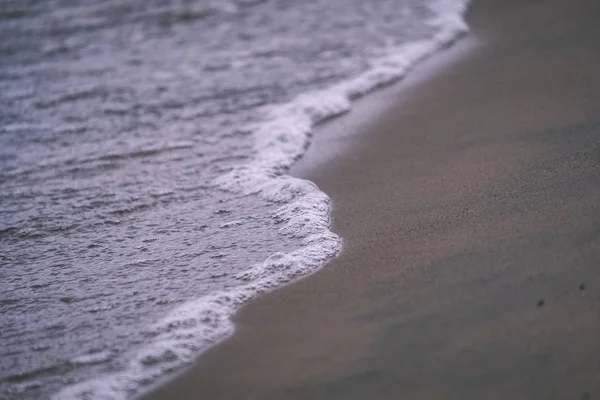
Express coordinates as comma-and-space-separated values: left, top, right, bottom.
143, 0, 599, 398
3, 1, 474, 398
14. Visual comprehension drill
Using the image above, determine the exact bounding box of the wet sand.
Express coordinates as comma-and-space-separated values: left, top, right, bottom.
144, 0, 600, 398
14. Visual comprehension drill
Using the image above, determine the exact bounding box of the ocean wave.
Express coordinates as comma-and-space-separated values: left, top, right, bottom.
52, 1, 469, 399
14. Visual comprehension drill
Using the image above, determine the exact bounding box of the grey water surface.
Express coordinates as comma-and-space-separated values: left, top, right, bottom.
0, 0, 438, 398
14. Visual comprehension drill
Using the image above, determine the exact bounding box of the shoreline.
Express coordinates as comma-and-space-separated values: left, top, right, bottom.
48, 3, 471, 400
144, 0, 600, 399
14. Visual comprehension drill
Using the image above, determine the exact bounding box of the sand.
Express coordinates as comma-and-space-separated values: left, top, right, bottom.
144, 0, 600, 398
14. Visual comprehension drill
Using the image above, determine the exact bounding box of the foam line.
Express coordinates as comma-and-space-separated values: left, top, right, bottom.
53, 1, 470, 398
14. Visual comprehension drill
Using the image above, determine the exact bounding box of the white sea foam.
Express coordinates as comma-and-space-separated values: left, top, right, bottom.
52, 1, 469, 399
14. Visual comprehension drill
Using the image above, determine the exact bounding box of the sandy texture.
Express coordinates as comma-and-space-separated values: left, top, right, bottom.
144, 0, 600, 398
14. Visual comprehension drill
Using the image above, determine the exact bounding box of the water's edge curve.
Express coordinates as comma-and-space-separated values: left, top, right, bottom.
54, 1, 470, 398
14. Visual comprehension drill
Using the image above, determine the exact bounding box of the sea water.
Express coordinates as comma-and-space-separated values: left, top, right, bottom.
0, 0, 468, 398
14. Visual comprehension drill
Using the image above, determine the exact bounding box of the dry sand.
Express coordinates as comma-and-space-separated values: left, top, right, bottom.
144, 0, 600, 398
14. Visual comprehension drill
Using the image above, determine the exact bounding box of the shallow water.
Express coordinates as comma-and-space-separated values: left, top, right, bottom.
0, 0, 467, 398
